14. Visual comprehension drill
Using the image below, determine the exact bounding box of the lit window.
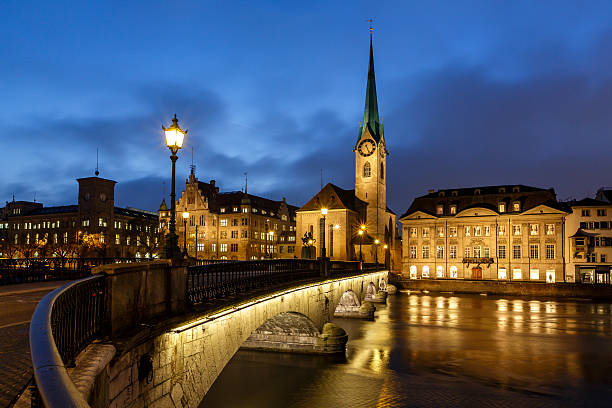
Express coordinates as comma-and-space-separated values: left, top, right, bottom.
449, 227, 457, 237
437, 227, 444, 237
513, 202, 521, 212
545, 224, 555, 235
409, 265, 417, 279
464, 226, 470, 237
530, 224, 539, 235
498, 203, 506, 213
512, 225, 521, 235
513, 268, 522, 280
363, 162, 371, 178
498, 225, 506, 236
450, 265, 458, 278
436, 205, 443, 215
436, 245, 444, 259
220, 219, 228, 227
450, 205, 457, 215
449, 245, 457, 259
464, 247, 471, 258
115, 234, 120, 245
409, 245, 417, 258
422, 228, 429, 238
436, 265, 444, 278
483, 247, 490, 258
473, 246, 481, 258
409, 228, 417, 238
474, 226, 482, 236
498, 268, 507, 280
422, 265, 430, 278
220, 208, 226, 213
422, 245, 430, 258
242, 207, 248, 213
530, 269, 539, 280
484, 226, 490, 236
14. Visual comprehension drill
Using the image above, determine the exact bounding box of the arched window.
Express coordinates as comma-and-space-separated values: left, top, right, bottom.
380, 162, 384, 179
363, 162, 371, 177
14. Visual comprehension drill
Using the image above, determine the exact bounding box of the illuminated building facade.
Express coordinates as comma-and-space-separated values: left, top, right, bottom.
0, 177, 159, 258
399, 185, 567, 282
159, 170, 297, 260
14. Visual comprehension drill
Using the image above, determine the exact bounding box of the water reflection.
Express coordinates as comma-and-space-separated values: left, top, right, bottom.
202, 293, 612, 408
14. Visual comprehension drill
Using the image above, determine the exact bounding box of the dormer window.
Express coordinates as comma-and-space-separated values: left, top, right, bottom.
436, 205, 444, 215
452, 191, 458, 197
438, 191, 445, 197
450, 205, 457, 215
512, 186, 520, 193
233, 207, 238, 212
513, 202, 521, 212
474, 189, 481, 195
499, 187, 506, 193
498, 203, 506, 213
220, 208, 225, 213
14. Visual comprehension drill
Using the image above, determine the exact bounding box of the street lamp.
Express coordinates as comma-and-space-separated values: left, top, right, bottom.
268, 230, 274, 258
182, 210, 189, 256
358, 225, 366, 261
163, 114, 187, 259
321, 208, 327, 259
383, 244, 389, 269
374, 239, 380, 265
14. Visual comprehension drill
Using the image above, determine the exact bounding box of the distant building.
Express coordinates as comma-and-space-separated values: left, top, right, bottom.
159, 170, 297, 260
399, 185, 567, 282
563, 197, 612, 284
0, 177, 159, 258
295, 33, 401, 268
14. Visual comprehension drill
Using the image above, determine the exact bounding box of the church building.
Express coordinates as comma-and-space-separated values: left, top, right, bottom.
295, 33, 400, 269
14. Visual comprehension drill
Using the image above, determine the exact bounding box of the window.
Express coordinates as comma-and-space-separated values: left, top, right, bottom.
231, 218, 239, 226
220, 219, 228, 227
581, 209, 591, 217
498, 225, 506, 236
381, 162, 384, 179
512, 225, 521, 235
220, 231, 227, 239
513, 268, 522, 280
436, 205, 443, 215
513, 245, 521, 259
474, 226, 482, 236
220, 243, 228, 252
231, 230, 238, 239
473, 246, 481, 258
450, 265, 458, 278
422, 266, 430, 278
197, 243, 205, 252
575, 238, 585, 246
545, 224, 555, 235
242, 207, 248, 213
484, 226, 491, 236
409, 245, 417, 258
450, 205, 457, 215
363, 162, 371, 177
115, 234, 120, 245
498, 245, 506, 259
530, 224, 539, 235
126, 236, 131, 246
530, 269, 539, 280
436, 265, 444, 278
483, 247, 490, 258
436, 245, 444, 259
464, 226, 471, 237
498, 203, 506, 213
498, 268, 507, 280
449, 227, 457, 237
136, 236, 140, 246
422, 245, 430, 258
220, 208, 226, 213
422, 228, 429, 238
464, 247, 471, 258
597, 209, 607, 217
63, 232, 68, 244
409, 265, 417, 279
409, 227, 417, 238
449, 245, 457, 259
230, 243, 238, 252
513, 202, 521, 212
82, 219, 90, 227
546, 244, 555, 259
601, 254, 607, 263
437, 227, 444, 237
530, 244, 539, 259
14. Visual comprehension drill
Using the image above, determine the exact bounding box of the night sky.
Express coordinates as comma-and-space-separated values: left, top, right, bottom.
3, 1, 612, 214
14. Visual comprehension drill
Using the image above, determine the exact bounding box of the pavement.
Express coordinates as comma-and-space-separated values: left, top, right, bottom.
0, 281, 69, 408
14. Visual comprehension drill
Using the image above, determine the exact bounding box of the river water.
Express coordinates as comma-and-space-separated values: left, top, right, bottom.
201, 292, 612, 407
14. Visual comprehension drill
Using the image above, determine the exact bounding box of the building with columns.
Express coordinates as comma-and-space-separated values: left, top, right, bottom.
159, 170, 298, 260
295, 33, 400, 268
399, 185, 568, 282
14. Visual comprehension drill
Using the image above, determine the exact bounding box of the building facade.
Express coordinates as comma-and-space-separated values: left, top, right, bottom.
0, 177, 159, 259
564, 198, 612, 284
295, 32, 400, 268
399, 185, 567, 282
159, 171, 297, 260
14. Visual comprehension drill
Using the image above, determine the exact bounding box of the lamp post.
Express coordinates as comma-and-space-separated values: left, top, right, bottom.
320, 208, 327, 259
182, 210, 189, 256
384, 244, 389, 269
374, 239, 380, 265
162, 114, 187, 259
358, 224, 366, 261
268, 231, 274, 258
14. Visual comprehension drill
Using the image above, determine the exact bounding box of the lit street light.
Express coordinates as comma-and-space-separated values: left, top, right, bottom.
162, 114, 187, 259
182, 210, 189, 256
358, 224, 366, 261
321, 208, 327, 259
374, 238, 380, 265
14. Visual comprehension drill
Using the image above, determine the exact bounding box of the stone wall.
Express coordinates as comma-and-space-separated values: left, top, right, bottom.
396, 279, 612, 300
102, 271, 387, 408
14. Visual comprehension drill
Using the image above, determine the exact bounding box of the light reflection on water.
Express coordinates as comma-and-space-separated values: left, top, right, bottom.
201, 293, 612, 408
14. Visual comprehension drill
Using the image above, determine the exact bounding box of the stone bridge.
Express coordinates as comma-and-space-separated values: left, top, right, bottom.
30, 260, 388, 408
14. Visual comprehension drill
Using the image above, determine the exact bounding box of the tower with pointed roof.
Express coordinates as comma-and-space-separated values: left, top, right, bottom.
354, 31, 388, 241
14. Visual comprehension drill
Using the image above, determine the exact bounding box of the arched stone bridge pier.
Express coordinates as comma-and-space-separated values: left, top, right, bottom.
104, 270, 387, 408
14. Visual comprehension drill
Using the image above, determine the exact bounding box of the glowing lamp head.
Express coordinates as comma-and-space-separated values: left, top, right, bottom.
360, 224, 366, 231
182, 211, 189, 219
384, 244, 388, 249
270, 231, 274, 236
358, 230, 364, 236
308, 239, 313, 245
334, 224, 340, 230
375, 239, 380, 245
163, 114, 187, 152
321, 208, 328, 216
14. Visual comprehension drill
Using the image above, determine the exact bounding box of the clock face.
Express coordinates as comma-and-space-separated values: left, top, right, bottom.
358, 139, 375, 156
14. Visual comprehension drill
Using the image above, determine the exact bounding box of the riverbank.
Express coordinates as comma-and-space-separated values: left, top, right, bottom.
393, 278, 612, 300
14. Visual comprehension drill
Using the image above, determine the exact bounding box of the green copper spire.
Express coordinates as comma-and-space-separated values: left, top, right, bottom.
357, 32, 383, 144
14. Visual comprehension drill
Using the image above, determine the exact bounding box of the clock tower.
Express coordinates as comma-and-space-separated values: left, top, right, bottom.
354, 32, 387, 240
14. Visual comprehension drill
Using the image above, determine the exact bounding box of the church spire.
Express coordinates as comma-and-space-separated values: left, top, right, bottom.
357, 29, 382, 144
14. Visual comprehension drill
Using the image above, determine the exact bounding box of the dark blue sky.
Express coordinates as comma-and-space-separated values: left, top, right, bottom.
2, 1, 612, 213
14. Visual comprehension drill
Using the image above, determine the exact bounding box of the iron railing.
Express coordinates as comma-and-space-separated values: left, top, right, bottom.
30, 275, 106, 407
186, 259, 373, 304
0, 257, 146, 285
